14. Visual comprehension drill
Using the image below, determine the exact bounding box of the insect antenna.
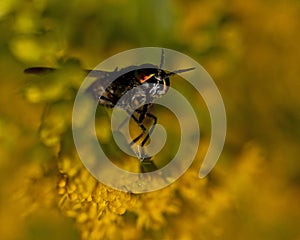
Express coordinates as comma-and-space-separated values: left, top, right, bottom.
159, 49, 165, 69
166, 67, 195, 77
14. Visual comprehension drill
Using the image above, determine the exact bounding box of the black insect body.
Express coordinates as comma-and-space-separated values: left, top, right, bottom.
87, 65, 172, 147
24, 50, 195, 172
89, 66, 167, 111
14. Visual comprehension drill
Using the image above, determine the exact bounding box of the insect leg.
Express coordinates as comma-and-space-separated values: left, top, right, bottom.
130, 132, 144, 146
138, 104, 149, 122
116, 115, 130, 130
136, 146, 158, 172
128, 113, 148, 146
98, 95, 115, 108
118, 110, 146, 132
141, 112, 157, 146
129, 106, 157, 147
116, 103, 149, 131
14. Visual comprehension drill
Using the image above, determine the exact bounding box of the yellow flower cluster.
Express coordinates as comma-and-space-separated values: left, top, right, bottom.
1, 0, 300, 238
55, 150, 181, 239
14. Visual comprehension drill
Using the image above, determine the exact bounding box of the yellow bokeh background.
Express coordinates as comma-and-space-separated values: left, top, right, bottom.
1, 0, 300, 239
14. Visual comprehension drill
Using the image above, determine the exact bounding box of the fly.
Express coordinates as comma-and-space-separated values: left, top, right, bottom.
24, 49, 195, 172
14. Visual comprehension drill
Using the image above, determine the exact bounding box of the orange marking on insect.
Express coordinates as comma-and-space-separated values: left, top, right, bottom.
138, 73, 155, 83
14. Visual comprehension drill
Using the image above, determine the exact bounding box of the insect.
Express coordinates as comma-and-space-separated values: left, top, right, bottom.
24, 49, 195, 172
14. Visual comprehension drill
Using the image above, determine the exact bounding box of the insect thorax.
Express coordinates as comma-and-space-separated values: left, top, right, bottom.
90, 68, 168, 111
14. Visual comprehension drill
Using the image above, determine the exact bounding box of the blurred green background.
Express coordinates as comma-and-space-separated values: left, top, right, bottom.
1, 0, 300, 239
